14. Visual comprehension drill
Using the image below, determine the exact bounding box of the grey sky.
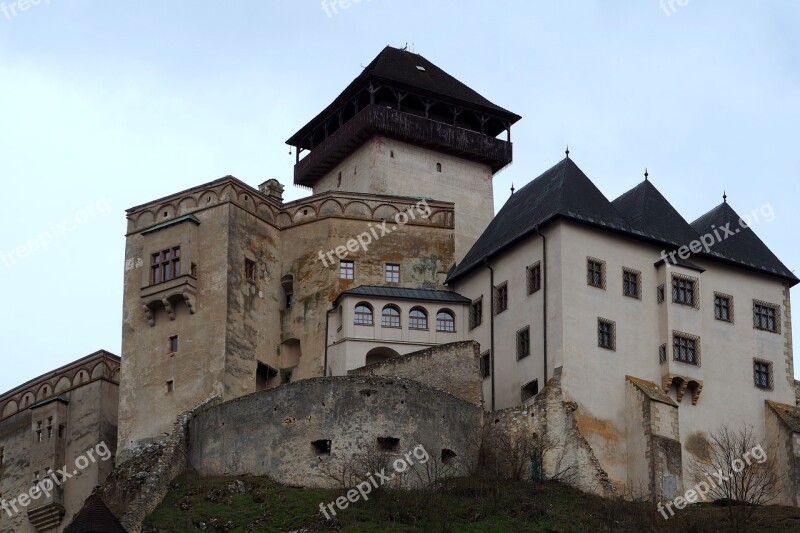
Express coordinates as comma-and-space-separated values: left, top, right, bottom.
1, 1, 798, 393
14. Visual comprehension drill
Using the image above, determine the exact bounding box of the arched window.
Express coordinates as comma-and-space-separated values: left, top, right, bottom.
354, 303, 374, 326
436, 309, 455, 332
381, 305, 401, 328
436, 162, 442, 173
409, 307, 428, 330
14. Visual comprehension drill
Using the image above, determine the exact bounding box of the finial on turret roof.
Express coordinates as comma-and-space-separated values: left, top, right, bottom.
565, 145, 570, 158
510, 183, 515, 195
644, 167, 649, 181
723, 190, 727, 203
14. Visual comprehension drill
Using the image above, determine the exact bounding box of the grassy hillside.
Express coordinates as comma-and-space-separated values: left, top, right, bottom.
143, 475, 800, 532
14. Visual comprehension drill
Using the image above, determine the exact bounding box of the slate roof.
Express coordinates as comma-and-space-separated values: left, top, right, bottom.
337, 285, 471, 304
691, 201, 797, 282
447, 157, 632, 282
63, 493, 127, 533
447, 157, 797, 286
612, 179, 700, 247
287, 46, 520, 145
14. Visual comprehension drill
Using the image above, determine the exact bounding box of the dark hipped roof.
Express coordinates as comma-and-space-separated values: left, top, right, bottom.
612, 179, 701, 247
447, 157, 797, 286
338, 285, 471, 304
691, 201, 797, 281
448, 157, 632, 282
63, 493, 127, 533
287, 46, 520, 145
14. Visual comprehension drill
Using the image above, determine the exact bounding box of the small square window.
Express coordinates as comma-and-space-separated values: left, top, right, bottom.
312, 439, 332, 456
714, 293, 734, 323
622, 268, 641, 299
516, 326, 530, 360
598, 318, 616, 351
169, 336, 178, 353
527, 262, 542, 295
469, 298, 483, 329
494, 282, 508, 315
339, 260, 354, 280
385, 263, 400, 283
587, 258, 605, 289
753, 359, 773, 389
479, 351, 491, 379
753, 300, 780, 333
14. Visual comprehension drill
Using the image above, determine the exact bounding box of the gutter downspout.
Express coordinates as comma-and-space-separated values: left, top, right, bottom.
534, 225, 548, 384
324, 307, 334, 377
484, 259, 496, 411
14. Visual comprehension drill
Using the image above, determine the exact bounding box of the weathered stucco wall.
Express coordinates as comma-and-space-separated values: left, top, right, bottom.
188, 376, 482, 488
348, 341, 483, 406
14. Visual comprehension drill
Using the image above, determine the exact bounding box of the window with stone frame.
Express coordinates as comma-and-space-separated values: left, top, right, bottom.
673, 331, 700, 365
245, 259, 256, 284
657, 284, 665, 304
714, 292, 734, 323
469, 297, 483, 329
659, 343, 667, 364
622, 267, 641, 299
494, 282, 508, 314
516, 326, 530, 360
753, 300, 780, 333
527, 262, 542, 294
587, 257, 606, 289
150, 246, 181, 285
385, 263, 400, 283
671, 273, 699, 308
598, 318, 616, 351
753, 359, 773, 389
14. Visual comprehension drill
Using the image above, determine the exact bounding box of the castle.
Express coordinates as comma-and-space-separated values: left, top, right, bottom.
2, 46, 800, 532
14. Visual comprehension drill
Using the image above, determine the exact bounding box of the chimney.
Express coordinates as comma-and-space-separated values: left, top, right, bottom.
259, 179, 285, 203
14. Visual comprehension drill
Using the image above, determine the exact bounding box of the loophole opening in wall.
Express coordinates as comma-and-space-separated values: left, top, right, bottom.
441, 449, 457, 464
377, 437, 400, 452
312, 439, 331, 456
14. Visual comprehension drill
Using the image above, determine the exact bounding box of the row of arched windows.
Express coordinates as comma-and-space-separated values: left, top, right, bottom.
352, 303, 455, 332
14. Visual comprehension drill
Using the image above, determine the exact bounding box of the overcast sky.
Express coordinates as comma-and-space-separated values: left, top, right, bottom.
1, 1, 799, 393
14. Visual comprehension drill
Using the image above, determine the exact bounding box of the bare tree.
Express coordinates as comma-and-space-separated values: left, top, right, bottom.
689, 425, 779, 532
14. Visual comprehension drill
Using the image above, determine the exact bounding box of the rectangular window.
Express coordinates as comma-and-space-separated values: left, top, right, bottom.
169, 335, 178, 353
659, 343, 667, 364
245, 259, 256, 283
598, 318, 616, 351
339, 260, 354, 280
35, 421, 43, 442
521, 379, 539, 402
494, 282, 508, 315
385, 263, 400, 283
469, 298, 483, 329
166, 380, 174, 393
753, 359, 773, 389
479, 351, 491, 379
622, 268, 641, 299
672, 274, 698, 308
150, 246, 181, 285
673, 332, 700, 365
527, 262, 542, 295
47, 417, 53, 439
714, 293, 733, 323
587, 258, 605, 289
753, 300, 780, 333
516, 326, 530, 360
657, 284, 665, 304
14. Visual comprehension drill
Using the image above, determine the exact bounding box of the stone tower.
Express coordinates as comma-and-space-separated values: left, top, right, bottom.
286, 46, 520, 261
